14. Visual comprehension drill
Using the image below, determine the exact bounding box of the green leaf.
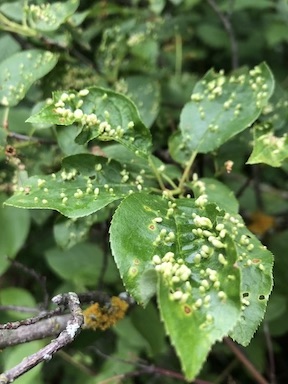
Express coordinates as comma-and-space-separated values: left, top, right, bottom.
191, 177, 239, 214
180, 62, 274, 153
122, 75, 160, 128
45, 242, 103, 288
110, 193, 241, 379
26, 0, 79, 32
247, 123, 288, 167
196, 23, 228, 48
54, 210, 110, 250
0, 49, 58, 107
4, 154, 154, 218
0, 195, 30, 275
168, 131, 191, 166
0, 287, 36, 320
0, 35, 20, 63
224, 0, 274, 10
3, 341, 44, 384
131, 303, 166, 356
0, 2, 23, 22
27, 87, 152, 158
226, 215, 274, 345
56, 125, 87, 156
110, 192, 274, 379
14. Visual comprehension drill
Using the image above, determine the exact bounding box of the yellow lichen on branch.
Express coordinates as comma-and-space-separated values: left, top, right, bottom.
82, 296, 129, 331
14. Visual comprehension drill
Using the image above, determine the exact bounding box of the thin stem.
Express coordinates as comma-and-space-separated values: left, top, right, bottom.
9, 259, 49, 310
8, 131, 56, 144
214, 358, 239, 383
93, 348, 212, 384
224, 338, 269, 384
206, 0, 239, 69
2, 107, 10, 130
22, 0, 29, 28
263, 321, 276, 384
162, 173, 178, 190
58, 350, 95, 376
0, 305, 40, 314
175, 33, 182, 78
179, 151, 197, 191
148, 156, 166, 191
0, 13, 36, 37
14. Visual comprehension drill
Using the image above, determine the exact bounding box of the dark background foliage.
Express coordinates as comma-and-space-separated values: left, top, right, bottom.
0, 1, 288, 383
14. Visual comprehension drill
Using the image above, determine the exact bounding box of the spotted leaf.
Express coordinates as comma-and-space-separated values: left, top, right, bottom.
110, 192, 274, 380
26, 0, 79, 32
180, 62, 274, 153
4, 154, 156, 218
247, 123, 288, 167
27, 87, 152, 158
0, 49, 58, 107
224, 214, 274, 345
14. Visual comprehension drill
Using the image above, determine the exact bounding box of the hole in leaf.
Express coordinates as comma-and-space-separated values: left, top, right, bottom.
242, 292, 249, 298
259, 294, 265, 300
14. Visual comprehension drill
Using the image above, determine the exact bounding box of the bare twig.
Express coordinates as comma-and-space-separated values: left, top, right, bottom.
8, 131, 56, 144
0, 314, 70, 348
263, 321, 276, 384
0, 307, 63, 330
93, 348, 213, 384
9, 259, 49, 309
0, 305, 40, 314
206, 0, 239, 69
224, 338, 269, 384
0, 292, 83, 384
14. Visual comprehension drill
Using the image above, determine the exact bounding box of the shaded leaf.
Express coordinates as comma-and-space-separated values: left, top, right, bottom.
45, 242, 103, 288
54, 210, 110, 250
0, 195, 30, 275
0, 287, 36, 320
123, 75, 160, 128
168, 131, 191, 166
180, 62, 274, 153
131, 303, 166, 357
0, 50, 58, 107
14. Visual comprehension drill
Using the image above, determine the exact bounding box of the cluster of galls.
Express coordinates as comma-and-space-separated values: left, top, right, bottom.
52, 89, 135, 142
190, 64, 269, 122
152, 252, 192, 304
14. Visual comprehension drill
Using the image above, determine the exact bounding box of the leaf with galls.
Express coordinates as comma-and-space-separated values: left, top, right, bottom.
27, 87, 152, 158
179, 62, 274, 154
110, 192, 273, 380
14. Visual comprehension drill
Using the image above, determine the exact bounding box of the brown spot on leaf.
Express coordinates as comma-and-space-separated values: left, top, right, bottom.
183, 305, 192, 315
